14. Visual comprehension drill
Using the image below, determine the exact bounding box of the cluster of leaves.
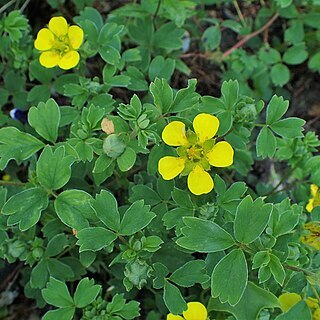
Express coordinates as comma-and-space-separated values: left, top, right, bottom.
0, 1, 320, 320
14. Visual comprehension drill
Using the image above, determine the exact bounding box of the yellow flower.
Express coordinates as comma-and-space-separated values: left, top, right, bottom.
167, 302, 208, 320
279, 293, 320, 320
34, 16, 84, 70
2, 173, 11, 181
300, 222, 320, 250
158, 113, 234, 195
306, 184, 320, 212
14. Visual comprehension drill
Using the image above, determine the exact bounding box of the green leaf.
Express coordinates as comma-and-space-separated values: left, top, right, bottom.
2, 187, 48, 231
234, 196, 273, 244
37, 146, 74, 190
163, 281, 187, 315
266, 95, 289, 125
74, 278, 101, 308
272, 205, 300, 237
123, 66, 148, 91
275, 301, 311, 320
284, 20, 304, 45
54, 190, 96, 230
268, 254, 286, 285
148, 56, 175, 82
90, 190, 120, 232
29, 60, 54, 84
47, 258, 74, 281
117, 147, 137, 172
153, 22, 184, 50
42, 277, 73, 308
170, 79, 199, 112
150, 78, 173, 113
27, 84, 51, 104
119, 200, 156, 236
129, 185, 161, 206
172, 188, 194, 209
259, 47, 281, 64
0, 127, 44, 170
76, 227, 117, 252
283, 44, 308, 65
211, 249, 247, 306
221, 80, 239, 110
208, 282, 281, 320
169, 260, 210, 287
98, 45, 121, 65
42, 307, 75, 320
256, 127, 277, 158
202, 26, 221, 51
308, 52, 320, 72
30, 259, 49, 289
270, 117, 305, 138
271, 63, 290, 87
176, 217, 235, 252
28, 98, 60, 143
152, 263, 169, 289
108, 294, 140, 319
45, 233, 69, 258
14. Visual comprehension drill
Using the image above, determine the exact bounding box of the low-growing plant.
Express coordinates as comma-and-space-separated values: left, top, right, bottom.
0, 1, 320, 320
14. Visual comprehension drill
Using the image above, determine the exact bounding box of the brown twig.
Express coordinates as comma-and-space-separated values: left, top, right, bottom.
222, 13, 279, 58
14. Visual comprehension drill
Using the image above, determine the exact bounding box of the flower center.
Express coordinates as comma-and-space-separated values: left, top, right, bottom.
186, 146, 202, 161
53, 35, 71, 54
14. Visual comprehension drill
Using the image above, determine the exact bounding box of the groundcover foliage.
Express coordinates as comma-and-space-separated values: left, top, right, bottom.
1, 0, 320, 319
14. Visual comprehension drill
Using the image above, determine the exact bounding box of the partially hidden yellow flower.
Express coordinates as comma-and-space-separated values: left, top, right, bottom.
279, 293, 320, 320
306, 184, 320, 213
2, 173, 11, 181
300, 222, 320, 250
167, 302, 208, 320
34, 16, 84, 70
158, 113, 234, 195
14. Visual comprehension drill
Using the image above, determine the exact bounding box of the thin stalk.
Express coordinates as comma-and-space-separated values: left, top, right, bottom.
0, 0, 17, 14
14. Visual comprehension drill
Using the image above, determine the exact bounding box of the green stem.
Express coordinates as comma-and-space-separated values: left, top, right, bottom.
0, 180, 25, 186
311, 285, 320, 303
233, 0, 245, 25
0, 0, 16, 13
265, 165, 298, 196
284, 264, 315, 277
153, 0, 161, 29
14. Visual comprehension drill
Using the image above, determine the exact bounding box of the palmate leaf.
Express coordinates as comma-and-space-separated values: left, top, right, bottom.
1, 187, 48, 231
36, 146, 75, 190
0, 127, 44, 170
28, 98, 61, 143
211, 249, 248, 306
176, 217, 235, 252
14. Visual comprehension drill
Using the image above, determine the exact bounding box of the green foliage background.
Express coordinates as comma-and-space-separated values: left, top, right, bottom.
0, 0, 320, 319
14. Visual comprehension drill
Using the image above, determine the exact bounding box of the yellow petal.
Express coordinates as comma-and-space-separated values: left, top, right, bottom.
58, 51, 80, 70
306, 199, 314, 213
68, 25, 84, 50
158, 156, 185, 180
34, 28, 54, 50
193, 113, 219, 143
183, 302, 208, 320
206, 141, 234, 167
313, 308, 320, 320
278, 293, 301, 312
306, 297, 319, 310
162, 121, 188, 146
166, 314, 184, 320
187, 165, 214, 195
311, 184, 319, 197
48, 16, 68, 36
39, 51, 60, 68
